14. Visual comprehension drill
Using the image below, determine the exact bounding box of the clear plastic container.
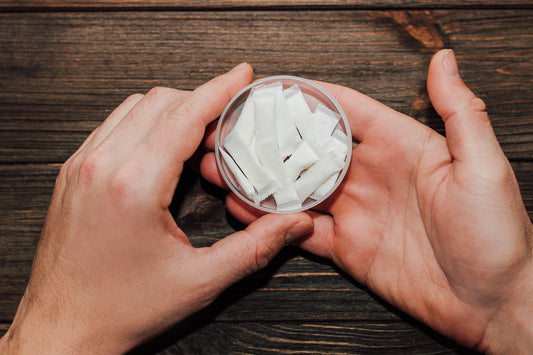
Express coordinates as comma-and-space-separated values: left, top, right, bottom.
215, 75, 352, 213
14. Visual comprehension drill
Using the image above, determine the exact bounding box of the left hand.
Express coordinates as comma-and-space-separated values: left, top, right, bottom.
200, 52, 533, 352
0, 63, 314, 354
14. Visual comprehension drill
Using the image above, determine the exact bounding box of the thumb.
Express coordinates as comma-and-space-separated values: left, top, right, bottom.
200, 213, 314, 288
427, 49, 504, 167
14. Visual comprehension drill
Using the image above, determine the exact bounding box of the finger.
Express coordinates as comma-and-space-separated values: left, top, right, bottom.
200, 152, 229, 189
68, 94, 145, 165
427, 49, 504, 166
185, 145, 207, 174
128, 64, 253, 203
93, 87, 190, 163
225, 193, 267, 224
135, 63, 254, 189
198, 212, 314, 288
61, 93, 146, 183
292, 211, 335, 259
83, 94, 145, 154
314, 80, 409, 142
203, 120, 218, 151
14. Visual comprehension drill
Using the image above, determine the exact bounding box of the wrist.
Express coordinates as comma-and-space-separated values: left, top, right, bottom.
0, 305, 81, 354
0, 292, 127, 355
0, 317, 127, 355
479, 261, 533, 354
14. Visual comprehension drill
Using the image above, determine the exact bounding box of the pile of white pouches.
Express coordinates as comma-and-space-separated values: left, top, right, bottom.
221, 82, 349, 211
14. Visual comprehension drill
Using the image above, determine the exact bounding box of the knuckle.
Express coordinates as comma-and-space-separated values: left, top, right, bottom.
252, 237, 277, 272
237, 231, 278, 275
471, 97, 491, 125
108, 163, 145, 205
77, 153, 101, 186
160, 99, 206, 141
443, 95, 489, 123
57, 161, 71, 186
172, 98, 199, 120
147, 86, 170, 96
109, 167, 135, 199
126, 93, 144, 102
59, 155, 75, 177
470, 96, 487, 113
146, 86, 179, 104
122, 93, 145, 107
468, 96, 490, 123
169, 94, 206, 126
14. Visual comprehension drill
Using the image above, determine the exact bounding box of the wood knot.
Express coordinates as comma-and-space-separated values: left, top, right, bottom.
385, 10, 446, 50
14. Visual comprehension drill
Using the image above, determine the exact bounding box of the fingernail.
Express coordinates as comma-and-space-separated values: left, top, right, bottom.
444, 49, 460, 79
229, 62, 248, 73
285, 221, 314, 244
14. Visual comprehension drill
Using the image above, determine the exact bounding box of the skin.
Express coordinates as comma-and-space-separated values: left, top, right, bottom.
0, 63, 314, 354
1, 50, 531, 354
201, 50, 533, 353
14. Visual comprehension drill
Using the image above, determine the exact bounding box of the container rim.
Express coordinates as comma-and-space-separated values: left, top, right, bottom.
214, 75, 352, 214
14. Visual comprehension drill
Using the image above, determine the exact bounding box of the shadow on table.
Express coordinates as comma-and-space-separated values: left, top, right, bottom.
128, 161, 479, 354
128, 248, 480, 355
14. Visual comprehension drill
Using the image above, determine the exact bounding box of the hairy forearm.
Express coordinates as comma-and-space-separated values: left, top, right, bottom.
0, 295, 122, 355
0, 322, 124, 355
0, 314, 77, 355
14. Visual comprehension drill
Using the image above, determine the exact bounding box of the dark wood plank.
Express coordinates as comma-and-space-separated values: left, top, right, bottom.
1, 8, 531, 353
0, 319, 473, 354
1, 162, 532, 322
1, 0, 532, 10
1, 10, 532, 163
129, 320, 475, 354
0, 162, 497, 353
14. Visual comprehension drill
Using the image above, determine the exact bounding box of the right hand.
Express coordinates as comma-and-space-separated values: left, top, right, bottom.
0, 64, 314, 355
201, 49, 533, 353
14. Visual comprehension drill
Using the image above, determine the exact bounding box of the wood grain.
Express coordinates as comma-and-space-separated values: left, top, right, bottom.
1, 163, 532, 337
1, 10, 532, 164
128, 320, 476, 354
1, 0, 532, 10
0, 319, 473, 354
1, 5, 531, 354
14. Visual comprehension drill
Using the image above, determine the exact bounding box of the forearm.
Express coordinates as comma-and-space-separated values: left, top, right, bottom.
0, 321, 126, 355
0, 295, 125, 355
0, 309, 79, 355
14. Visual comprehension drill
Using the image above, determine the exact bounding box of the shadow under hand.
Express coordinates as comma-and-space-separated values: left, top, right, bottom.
129, 169, 479, 354
127, 248, 299, 354
128, 169, 298, 354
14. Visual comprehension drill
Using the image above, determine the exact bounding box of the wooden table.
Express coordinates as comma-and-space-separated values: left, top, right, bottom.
1, 1, 532, 353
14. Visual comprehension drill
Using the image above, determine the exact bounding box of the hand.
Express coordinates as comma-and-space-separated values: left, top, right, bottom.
201, 50, 533, 353
0, 63, 314, 354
